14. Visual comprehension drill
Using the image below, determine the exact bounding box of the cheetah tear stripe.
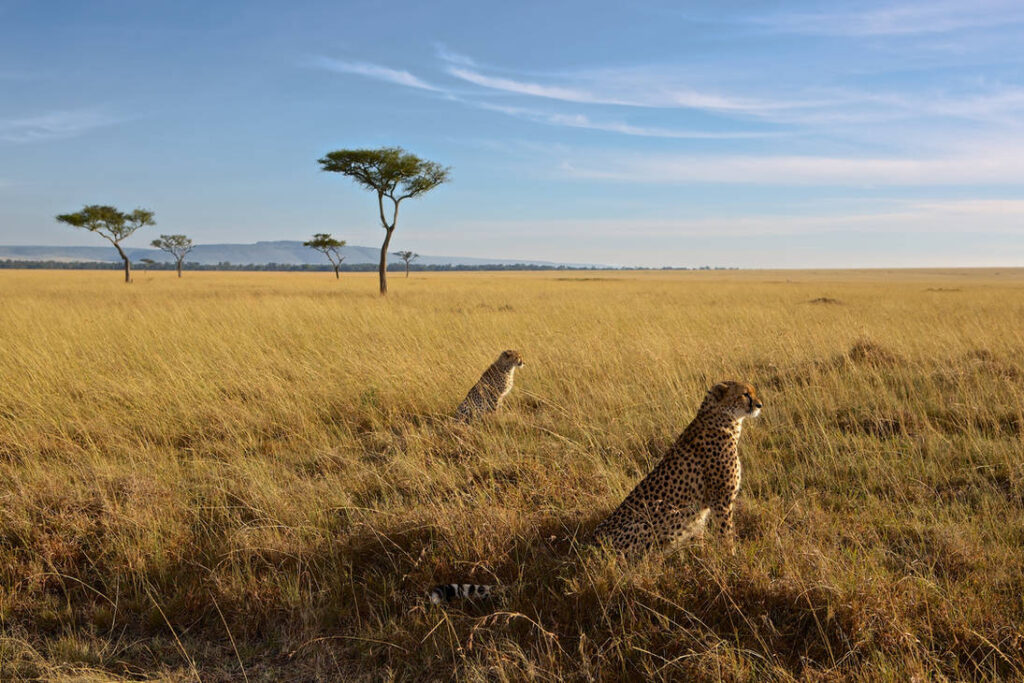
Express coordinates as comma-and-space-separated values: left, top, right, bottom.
427, 583, 496, 604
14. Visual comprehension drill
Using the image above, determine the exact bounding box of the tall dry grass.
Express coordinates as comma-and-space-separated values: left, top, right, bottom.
0, 268, 1022, 681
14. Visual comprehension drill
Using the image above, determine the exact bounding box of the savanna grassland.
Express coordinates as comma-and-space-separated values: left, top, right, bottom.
1, 268, 1023, 682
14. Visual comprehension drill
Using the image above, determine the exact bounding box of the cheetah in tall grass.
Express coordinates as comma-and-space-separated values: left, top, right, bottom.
454, 350, 524, 422
429, 380, 762, 604
591, 380, 761, 556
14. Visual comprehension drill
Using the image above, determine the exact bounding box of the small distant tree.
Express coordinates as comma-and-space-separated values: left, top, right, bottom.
393, 250, 419, 277
318, 147, 449, 295
303, 233, 347, 279
56, 204, 155, 283
151, 234, 194, 278
140, 258, 156, 272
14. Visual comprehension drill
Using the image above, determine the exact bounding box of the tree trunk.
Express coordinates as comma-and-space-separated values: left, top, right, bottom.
114, 243, 131, 283
334, 265, 340, 279
379, 228, 395, 295
177, 260, 183, 278
405, 263, 410, 278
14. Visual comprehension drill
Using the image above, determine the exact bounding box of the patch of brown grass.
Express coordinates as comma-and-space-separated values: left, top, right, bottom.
1, 268, 1023, 680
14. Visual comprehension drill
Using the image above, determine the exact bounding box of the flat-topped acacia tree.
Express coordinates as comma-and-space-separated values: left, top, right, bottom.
303, 233, 346, 279
393, 250, 419, 278
56, 205, 155, 283
151, 234, 194, 278
318, 147, 449, 295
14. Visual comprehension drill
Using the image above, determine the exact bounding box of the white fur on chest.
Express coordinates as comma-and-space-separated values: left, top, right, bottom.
497, 367, 516, 399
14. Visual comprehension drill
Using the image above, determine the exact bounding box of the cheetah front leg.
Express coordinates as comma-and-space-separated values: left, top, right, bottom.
709, 499, 736, 555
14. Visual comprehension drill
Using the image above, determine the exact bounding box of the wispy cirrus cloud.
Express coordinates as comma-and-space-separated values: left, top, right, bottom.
447, 67, 607, 104
322, 44, 826, 119
754, 0, 1024, 37
432, 43, 477, 67
309, 44, 1024, 139
0, 109, 122, 143
557, 145, 1024, 186
449, 62, 1024, 126
476, 103, 778, 139
446, 65, 824, 115
442, 199, 1024, 240
306, 56, 443, 92
435, 36, 1024, 127
309, 55, 786, 138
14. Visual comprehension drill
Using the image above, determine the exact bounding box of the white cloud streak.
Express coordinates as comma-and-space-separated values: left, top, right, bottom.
450, 63, 1024, 126
476, 102, 778, 139
447, 66, 610, 104
307, 56, 443, 92
432, 43, 477, 67
0, 109, 121, 143
559, 147, 1024, 186
446, 65, 821, 115
308, 55, 785, 138
443, 199, 1024, 239
307, 48, 1024, 140
756, 1, 1024, 37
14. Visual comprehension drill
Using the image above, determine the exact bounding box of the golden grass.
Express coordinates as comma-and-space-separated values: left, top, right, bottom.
1, 268, 1023, 681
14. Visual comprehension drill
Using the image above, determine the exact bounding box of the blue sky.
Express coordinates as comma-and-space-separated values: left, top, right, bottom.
1, 0, 1023, 267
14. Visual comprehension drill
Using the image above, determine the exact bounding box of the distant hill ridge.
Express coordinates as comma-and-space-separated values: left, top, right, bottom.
0, 241, 602, 268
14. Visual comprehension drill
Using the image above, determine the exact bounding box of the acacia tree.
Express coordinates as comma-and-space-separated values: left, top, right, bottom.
303, 233, 347, 279
393, 250, 419, 277
151, 234, 194, 278
318, 147, 449, 295
56, 205, 155, 283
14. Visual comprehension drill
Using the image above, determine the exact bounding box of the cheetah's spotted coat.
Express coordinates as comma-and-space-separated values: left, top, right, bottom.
591, 380, 761, 555
455, 350, 524, 422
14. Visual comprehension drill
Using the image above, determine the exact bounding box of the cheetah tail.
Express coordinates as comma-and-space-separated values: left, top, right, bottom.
426, 583, 501, 605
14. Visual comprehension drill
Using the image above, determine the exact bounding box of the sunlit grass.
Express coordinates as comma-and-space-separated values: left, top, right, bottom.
1, 268, 1023, 680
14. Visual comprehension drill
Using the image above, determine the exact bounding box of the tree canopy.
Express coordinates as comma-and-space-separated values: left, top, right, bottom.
151, 234, 193, 259
318, 147, 450, 205
151, 234, 195, 277
317, 147, 449, 295
56, 204, 155, 283
303, 232, 347, 279
56, 205, 155, 245
394, 250, 420, 277
303, 233, 346, 252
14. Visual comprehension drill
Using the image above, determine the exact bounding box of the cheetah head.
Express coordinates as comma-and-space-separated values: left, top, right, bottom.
498, 349, 525, 369
706, 381, 762, 420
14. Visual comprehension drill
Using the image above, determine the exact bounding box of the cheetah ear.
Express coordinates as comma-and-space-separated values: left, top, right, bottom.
708, 382, 730, 401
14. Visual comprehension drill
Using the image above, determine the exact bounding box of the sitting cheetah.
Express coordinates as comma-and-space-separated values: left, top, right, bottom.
429, 380, 761, 604
591, 380, 761, 556
454, 350, 524, 422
